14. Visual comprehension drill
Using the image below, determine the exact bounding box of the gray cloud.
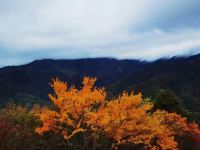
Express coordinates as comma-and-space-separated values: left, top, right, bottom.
0, 0, 200, 67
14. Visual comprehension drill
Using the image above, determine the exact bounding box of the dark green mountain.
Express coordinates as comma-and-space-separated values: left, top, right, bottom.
0, 54, 200, 113
0, 58, 146, 104
109, 54, 200, 112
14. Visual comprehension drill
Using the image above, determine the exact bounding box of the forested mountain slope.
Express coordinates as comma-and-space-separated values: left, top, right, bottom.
0, 58, 146, 104
109, 54, 200, 112
0, 54, 200, 113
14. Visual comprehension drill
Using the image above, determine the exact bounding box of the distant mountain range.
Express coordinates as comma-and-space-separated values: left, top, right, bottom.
0, 54, 200, 112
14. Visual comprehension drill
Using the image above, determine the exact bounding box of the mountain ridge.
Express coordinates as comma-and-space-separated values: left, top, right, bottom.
0, 53, 200, 112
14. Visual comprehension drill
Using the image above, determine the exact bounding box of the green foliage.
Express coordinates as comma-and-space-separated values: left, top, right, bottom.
153, 89, 182, 113
151, 89, 200, 124
0, 103, 73, 150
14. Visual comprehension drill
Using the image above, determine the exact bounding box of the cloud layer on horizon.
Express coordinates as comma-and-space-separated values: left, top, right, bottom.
0, 0, 200, 66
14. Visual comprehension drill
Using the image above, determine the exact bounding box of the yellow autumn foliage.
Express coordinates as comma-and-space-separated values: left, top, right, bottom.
36, 77, 200, 150
86, 92, 177, 150
36, 77, 106, 140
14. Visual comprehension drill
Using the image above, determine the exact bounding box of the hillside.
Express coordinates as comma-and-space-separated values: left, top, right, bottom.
0, 58, 146, 104
109, 54, 200, 112
0, 54, 200, 113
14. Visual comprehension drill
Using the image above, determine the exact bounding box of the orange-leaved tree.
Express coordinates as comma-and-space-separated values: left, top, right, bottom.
35, 77, 106, 140
86, 92, 177, 150
36, 77, 200, 150
154, 111, 200, 150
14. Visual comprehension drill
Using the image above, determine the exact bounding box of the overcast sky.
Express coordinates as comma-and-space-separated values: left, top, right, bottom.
1, 0, 200, 67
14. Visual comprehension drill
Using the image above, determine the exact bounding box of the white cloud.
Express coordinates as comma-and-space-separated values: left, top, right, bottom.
0, 0, 200, 66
